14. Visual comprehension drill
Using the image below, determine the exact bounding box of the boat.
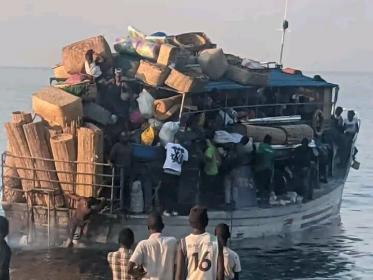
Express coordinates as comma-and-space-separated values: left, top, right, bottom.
0, 63, 360, 246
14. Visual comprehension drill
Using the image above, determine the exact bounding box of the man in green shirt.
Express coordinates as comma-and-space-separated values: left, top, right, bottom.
201, 137, 221, 205
254, 135, 275, 202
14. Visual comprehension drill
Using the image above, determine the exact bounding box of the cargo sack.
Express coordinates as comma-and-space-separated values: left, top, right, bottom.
62, 35, 113, 74
130, 180, 144, 214
233, 124, 287, 145
225, 64, 269, 86
278, 125, 314, 145
53, 64, 70, 79
128, 25, 146, 41
137, 90, 155, 119
135, 60, 170, 87
113, 53, 140, 78
154, 95, 182, 121
141, 126, 156, 146
165, 68, 208, 93
198, 48, 228, 80
171, 32, 215, 52
159, 121, 180, 146
83, 102, 117, 125
114, 37, 138, 55
157, 44, 179, 66
136, 40, 160, 61
32, 87, 83, 127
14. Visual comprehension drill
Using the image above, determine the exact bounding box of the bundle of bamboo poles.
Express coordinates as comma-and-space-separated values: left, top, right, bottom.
75, 123, 103, 198
50, 133, 76, 194
5, 121, 36, 192
23, 121, 65, 207
2, 153, 25, 203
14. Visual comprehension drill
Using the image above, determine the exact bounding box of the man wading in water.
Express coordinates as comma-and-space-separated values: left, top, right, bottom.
65, 195, 106, 247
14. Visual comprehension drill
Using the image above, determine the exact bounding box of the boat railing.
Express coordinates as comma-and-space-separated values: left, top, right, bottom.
1, 152, 119, 214
181, 101, 324, 118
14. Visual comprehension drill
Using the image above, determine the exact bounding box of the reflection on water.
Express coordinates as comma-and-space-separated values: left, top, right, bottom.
1, 70, 373, 279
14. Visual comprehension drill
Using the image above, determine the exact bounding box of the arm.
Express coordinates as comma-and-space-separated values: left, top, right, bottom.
175, 243, 186, 280
217, 239, 224, 280
128, 243, 146, 278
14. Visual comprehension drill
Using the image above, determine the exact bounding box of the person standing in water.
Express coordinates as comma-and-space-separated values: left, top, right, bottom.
128, 212, 177, 280
215, 224, 241, 280
175, 206, 224, 280
108, 228, 143, 280
65, 196, 106, 247
0, 216, 11, 280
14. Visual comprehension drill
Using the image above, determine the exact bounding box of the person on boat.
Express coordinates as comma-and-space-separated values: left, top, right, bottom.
332, 106, 344, 132
160, 139, 189, 216
84, 49, 103, 79
109, 131, 132, 212
343, 110, 359, 163
254, 135, 275, 203
65, 195, 106, 247
108, 228, 144, 280
84, 49, 108, 107
106, 68, 134, 130
175, 205, 224, 280
0, 216, 11, 280
128, 212, 177, 280
293, 138, 317, 201
215, 223, 241, 280
201, 133, 221, 205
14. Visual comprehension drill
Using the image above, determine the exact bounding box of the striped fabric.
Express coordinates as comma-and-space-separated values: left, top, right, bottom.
107, 248, 136, 280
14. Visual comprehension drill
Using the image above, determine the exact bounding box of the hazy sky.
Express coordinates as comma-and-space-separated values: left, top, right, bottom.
1, 0, 372, 71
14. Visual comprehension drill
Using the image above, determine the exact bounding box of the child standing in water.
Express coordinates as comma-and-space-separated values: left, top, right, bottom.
215, 223, 241, 280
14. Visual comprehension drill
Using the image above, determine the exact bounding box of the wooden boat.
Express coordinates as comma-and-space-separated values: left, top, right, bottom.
0, 65, 360, 247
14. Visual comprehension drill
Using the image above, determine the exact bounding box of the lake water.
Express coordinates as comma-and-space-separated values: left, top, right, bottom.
0, 67, 372, 279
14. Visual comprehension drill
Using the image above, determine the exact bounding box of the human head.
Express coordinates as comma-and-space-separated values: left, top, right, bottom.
147, 212, 164, 233
189, 205, 208, 231
263, 134, 272, 145
85, 49, 94, 64
215, 223, 230, 246
335, 107, 343, 117
347, 110, 355, 121
240, 136, 250, 145
0, 216, 9, 239
118, 228, 134, 249
301, 137, 309, 147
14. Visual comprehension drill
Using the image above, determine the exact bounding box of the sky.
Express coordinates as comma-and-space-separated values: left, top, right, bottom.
0, 0, 372, 72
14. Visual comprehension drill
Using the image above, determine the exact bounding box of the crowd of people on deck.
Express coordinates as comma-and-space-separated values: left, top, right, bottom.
81, 47, 360, 215
0, 206, 242, 280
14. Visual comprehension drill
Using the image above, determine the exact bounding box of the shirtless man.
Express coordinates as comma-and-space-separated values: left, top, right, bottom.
65, 195, 106, 247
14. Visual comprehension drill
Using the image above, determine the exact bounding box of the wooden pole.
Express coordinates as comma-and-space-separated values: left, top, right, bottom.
50, 134, 76, 194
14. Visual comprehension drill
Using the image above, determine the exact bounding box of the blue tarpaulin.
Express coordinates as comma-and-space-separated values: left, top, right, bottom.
203, 69, 337, 92
268, 69, 337, 88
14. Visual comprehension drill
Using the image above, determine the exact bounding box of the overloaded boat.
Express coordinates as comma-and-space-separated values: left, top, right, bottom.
1, 26, 360, 246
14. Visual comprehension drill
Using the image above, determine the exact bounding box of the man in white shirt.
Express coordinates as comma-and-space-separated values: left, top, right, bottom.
175, 206, 224, 280
215, 224, 241, 280
128, 212, 177, 280
160, 141, 189, 216
84, 49, 102, 79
